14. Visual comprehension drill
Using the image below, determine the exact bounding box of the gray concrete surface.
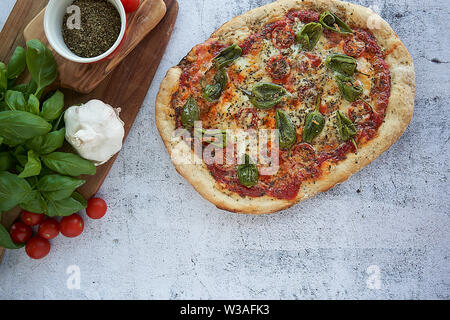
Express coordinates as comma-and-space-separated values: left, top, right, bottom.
0, 0, 449, 300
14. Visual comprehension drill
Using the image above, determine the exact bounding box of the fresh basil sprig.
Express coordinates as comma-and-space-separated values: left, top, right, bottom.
319, 11, 353, 34
181, 97, 200, 129
276, 109, 297, 150
0, 40, 96, 250
250, 83, 289, 110
303, 95, 326, 144
213, 44, 242, 69
297, 22, 323, 50
237, 154, 259, 188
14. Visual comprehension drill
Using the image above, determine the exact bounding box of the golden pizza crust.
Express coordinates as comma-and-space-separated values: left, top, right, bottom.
155, 0, 415, 214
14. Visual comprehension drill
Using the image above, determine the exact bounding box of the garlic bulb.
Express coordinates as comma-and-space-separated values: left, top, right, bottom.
64, 99, 125, 166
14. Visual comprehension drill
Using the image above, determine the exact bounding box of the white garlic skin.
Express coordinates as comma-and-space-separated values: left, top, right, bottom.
64, 99, 125, 166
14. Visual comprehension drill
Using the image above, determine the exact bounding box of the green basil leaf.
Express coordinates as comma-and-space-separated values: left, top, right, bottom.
0, 62, 7, 95
13, 145, 28, 167
302, 95, 326, 144
37, 174, 85, 201
326, 54, 357, 77
0, 224, 24, 249
18, 150, 41, 178
0, 171, 32, 212
0, 152, 13, 171
213, 44, 242, 69
237, 154, 259, 188
19, 190, 47, 214
41, 152, 96, 176
40, 90, 64, 121
250, 83, 288, 110
10, 83, 27, 94
336, 110, 357, 141
319, 11, 353, 35
296, 22, 323, 50
26, 128, 65, 155
181, 97, 199, 129
46, 192, 87, 217
0, 110, 52, 146
335, 74, 363, 102
276, 109, 297, 150
72, 192, 88, 207
5, 90, 26, 111
202, 68, 228, 102
7, 46, 26, 80
27, 94, 40, 115
26, 39, 57, 95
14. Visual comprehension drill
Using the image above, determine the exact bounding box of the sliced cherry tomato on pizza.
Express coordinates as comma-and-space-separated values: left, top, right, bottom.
267, 55, 291, 80
121, 0, 140, 13
26, 237, 51, 260
21, 211, 44, 226
60, 214, 84, 238
86, 198, 108, 220
10, 222, 32, 244
38, 218, 60, 240
305, 53, 322, 68
344, 38, 366, 58
272, 25, 295, 49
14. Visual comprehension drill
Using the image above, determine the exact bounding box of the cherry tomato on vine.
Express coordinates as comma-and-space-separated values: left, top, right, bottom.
21, 211, 44, 226
60, 214, 84, 238
86, 198, 108, 220
121, 0, 140, 13
38, 219, 60, 240
26, 237, 51, 260
9, 222, 32, 244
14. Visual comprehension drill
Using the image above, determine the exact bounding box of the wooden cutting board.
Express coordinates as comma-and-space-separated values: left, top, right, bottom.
0, 0, 178, 262
23, 0, 167, 94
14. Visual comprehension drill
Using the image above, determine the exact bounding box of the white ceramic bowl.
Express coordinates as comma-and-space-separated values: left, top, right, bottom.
44, 0, 127, 64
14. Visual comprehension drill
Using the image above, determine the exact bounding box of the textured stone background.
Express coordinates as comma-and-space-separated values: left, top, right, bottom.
0, 0, 449, 300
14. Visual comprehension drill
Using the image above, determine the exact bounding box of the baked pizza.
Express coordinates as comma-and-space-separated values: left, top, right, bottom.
156, 0, 415, 214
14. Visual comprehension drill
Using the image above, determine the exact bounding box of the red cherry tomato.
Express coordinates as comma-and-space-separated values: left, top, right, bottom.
21, 211, 44, 226
86, 198, 108, 220
121, 0, 140, 13
10, 222, 32, 244
26, 237, 50, 260
38, 219, 60, 240
60, 214, 84, 238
